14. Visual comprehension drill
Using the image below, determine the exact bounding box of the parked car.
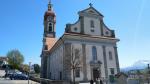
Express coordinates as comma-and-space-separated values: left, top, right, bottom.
5, 69, 22, 78
10, 73, 28, 80
5, 70, 14, 77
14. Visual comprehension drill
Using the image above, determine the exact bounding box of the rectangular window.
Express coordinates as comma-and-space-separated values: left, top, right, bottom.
92, 46, 97, 61
110, 68, 115, 75
75, 67, 80, 77
109, 51, 113, 60
90, 20, 94, 28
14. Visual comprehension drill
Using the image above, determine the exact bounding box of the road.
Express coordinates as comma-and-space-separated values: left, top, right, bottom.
0, 79, 40, 84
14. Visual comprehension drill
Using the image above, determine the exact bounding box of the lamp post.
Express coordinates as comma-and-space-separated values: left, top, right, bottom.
148, 64, 150, 84
28, 62, 31, 84
13, 53, 15, 69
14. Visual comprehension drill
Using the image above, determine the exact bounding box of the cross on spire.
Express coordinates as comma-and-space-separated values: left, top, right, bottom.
49, 0, 51, 3
89, 3, 93, 7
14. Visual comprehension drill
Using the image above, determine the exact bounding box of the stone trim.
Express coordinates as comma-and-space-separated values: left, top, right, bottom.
80, 16, 84, 34
78, 7, 104, 17
80, 13, 101, 19
63, 43, 71, 80
82, 44, 88, 81
65, 24, 71, 33
114, 46, 120, 73
102, 45, 108, 84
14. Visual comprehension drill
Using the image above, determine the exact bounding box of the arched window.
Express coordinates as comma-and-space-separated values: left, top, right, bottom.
90, 20, 94, 28
44, 45, 48, 50
49, 23, 52, 32
92, 46, 97, 60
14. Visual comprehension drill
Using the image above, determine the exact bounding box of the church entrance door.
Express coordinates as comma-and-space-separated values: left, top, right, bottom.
93, 68, 100, 81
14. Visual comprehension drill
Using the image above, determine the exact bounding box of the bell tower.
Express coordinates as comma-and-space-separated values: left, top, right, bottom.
44, 1, 56, 38
41, 1, 56, 78
42, 1, 56, 51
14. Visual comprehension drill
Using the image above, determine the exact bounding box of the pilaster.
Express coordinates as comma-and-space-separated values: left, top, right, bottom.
102, 45, 108, 84
114, 46, 120, 73
82, 44, 88, 81
63, 43, 72, 80
80, 16, 84, 34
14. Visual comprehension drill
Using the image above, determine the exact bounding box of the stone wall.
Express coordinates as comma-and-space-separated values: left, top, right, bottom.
31, 77, 71, 84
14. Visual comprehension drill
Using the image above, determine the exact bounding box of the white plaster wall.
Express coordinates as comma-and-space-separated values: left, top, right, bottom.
70, 21, 81, 33
105, 46, 117, 75
49, 45, 63, 80
65, 40, 117, 80
51, 40, 118, 81
84, 17, 101, 36
103, 25, 112, 37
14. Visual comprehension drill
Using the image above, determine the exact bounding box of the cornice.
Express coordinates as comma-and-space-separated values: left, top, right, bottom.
63, 33, 119, 43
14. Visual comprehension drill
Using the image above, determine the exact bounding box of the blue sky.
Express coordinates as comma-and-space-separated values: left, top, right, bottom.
0, 0, 150, 68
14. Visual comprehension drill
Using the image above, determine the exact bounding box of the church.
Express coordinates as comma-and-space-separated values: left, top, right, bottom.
41, 2, 120, 83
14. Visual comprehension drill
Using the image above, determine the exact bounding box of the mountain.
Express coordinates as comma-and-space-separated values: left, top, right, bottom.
121, 60, 150, 72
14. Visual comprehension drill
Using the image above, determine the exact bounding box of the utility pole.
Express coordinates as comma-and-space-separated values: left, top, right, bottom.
148, 64, 150, 84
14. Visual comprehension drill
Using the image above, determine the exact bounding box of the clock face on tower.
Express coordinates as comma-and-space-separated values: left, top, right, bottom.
48, 16, 53, 22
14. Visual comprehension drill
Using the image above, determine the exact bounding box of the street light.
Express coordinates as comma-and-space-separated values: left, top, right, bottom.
28, 62, 31, 84
148, 64, 150, 84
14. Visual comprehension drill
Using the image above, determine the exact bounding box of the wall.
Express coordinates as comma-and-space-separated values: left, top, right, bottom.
65, 40, 117, 82
84, 17, 101, 36
47, 45, 63, 80
70, 20, 81, 33
106, 46, 118, 75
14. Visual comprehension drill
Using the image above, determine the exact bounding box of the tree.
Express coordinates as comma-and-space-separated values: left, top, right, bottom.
34, 64, 40, 74
7, 49, 24, 69
19, 64, 29, 74
71, 46, 81, 84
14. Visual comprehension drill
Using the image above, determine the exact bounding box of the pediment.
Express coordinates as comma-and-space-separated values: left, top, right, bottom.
79, 7, 103, 17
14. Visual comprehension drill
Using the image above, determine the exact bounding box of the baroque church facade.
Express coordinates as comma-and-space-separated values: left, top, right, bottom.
41, 2, 120, 83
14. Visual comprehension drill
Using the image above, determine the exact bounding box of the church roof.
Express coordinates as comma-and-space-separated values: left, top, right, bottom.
47, 38, 57, 50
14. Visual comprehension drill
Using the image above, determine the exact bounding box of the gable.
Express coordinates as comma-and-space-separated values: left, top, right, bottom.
65, 6, 115, 38
78, 7, 103, 17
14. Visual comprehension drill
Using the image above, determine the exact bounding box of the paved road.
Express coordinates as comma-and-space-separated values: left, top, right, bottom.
0, 80, 40, 84
0, 77, 40, 84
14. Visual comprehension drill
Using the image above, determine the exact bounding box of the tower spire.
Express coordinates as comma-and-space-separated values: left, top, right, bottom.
44, 0, 56, 38
48, 0, 52, 11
